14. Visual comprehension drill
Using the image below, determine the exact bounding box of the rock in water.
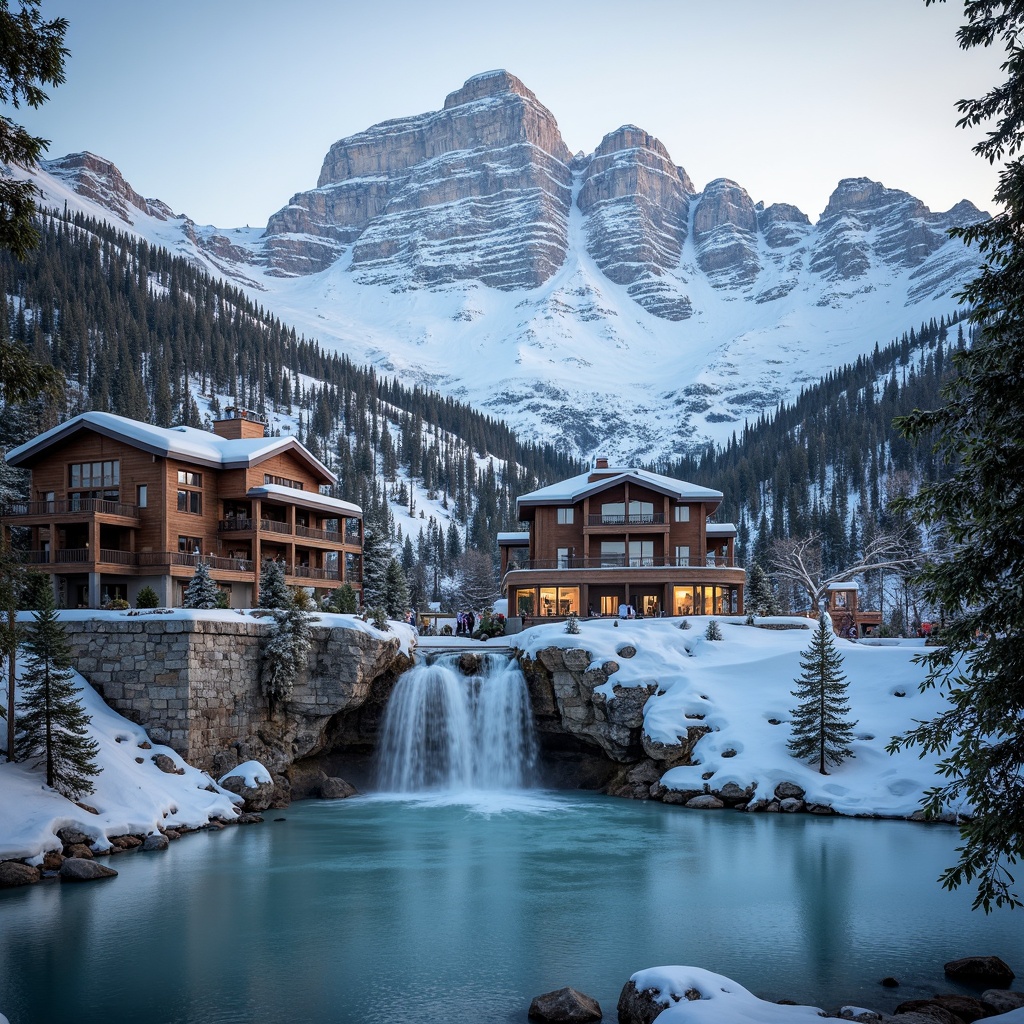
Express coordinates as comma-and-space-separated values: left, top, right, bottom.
527, 987, 602, 1023
319, 777, 357, 800
943, 956, 1015, 987
58, 859, 117, 882
0, 861, 41, 887
617, 980, 668, 1024
141, 833, 170, 852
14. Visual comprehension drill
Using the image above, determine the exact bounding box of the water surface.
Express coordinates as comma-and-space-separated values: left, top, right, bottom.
1, 793, 1021, 1024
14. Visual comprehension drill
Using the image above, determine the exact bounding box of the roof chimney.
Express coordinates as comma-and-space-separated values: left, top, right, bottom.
212, 406, 266, 440
595, 456, 609, 470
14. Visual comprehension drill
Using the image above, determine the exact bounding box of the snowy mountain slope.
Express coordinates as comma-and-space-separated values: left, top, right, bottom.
6, 70, 987, 462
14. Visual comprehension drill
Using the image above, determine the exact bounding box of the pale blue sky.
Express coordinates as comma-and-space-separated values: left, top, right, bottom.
13, 0, 1005, 228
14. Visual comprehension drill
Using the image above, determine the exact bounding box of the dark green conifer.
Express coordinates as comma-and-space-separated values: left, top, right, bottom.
16, 590, 100, 799
788, 615, 856, 775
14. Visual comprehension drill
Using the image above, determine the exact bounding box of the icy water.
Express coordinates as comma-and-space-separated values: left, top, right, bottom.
1, 795, 1023, 1024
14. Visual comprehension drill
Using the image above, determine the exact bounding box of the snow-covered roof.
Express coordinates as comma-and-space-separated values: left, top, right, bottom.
497, 531, 530, 545
247, 484, 361, 517
5, 411, 337, 484
706, 523, 737, 536
827, 581, 859, 591
517, 467, 722, 514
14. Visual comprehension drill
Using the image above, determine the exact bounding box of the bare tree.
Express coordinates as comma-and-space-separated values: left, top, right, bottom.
769, 530, 919, 612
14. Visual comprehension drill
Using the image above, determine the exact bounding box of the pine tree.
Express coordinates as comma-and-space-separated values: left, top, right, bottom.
704, 619, 723, 641
324, 582, 358, 614
788, 615, 857, 775
16, 590, 100, 800
360, 524, 392, 609
887, 2, 1024, 911
383, 557, 409, 619
259, 593, 312, 711
258, 558, 290, 610
182, 560, 219, 609
746, 563, 778, 616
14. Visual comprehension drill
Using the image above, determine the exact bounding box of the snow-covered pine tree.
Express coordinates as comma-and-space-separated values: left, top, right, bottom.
788, 615, 857, 775
258, 558, 290, 610
324, 583, 358, 614
564, 611, 580, 634
16, 590, 101, 800
259, 593, 312, 711
360, 523, 392, 610
183, 560, 220, 609
705, 619, 723, 641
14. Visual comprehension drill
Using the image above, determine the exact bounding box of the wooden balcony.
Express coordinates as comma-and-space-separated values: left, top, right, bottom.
5, 498, 140, 520
586, 512, 666, 527
505, 554, 741, 572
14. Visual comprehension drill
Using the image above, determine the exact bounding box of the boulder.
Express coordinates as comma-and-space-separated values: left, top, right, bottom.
141, 833, 170, 852
617, 980, 673, 1024
0, 860, 41, 887
806, 803, 835, 815
64, 843, 94, 859
42, 850, 64, 871
779, 798, 805, 813
944, 957, 1015, 987
775, 781, 806, 800
236, 812, 264, 825
881, 978, 901, 988
982, 990, 1024, 1014
685, 794, 724, 810
219, 770, 275, 812
527, 986, 602, 1022
153, 753, 184, 775
56, 827, 90, 847
893, 1000, 964, 1024
718, 782, 754, 805
110, 834, 143, 850
320, 777, 358, 800
58, 858, 117, 882
928, 994, 992, 1022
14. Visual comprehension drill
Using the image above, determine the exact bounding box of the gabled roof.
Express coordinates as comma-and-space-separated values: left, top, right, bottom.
517, 466, 722, 515
5, 411, 337, 485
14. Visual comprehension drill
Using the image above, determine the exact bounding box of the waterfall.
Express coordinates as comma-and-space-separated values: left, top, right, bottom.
375, 653, 539, 792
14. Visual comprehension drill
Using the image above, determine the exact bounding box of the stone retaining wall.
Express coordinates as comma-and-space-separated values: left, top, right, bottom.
63, 616, 407, 774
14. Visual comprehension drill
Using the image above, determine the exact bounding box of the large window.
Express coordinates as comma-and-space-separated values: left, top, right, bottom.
70, 460, 119, 489
178, 535, 202, 557
629, 500, 654, 522
177, 489, 202, 514
672, 586, 696, 616
539, 586, 579, 617
177, 468, 203, 515
674, 545, 690, 567
345, 551, 362, 583
600, 541, 625, 567
557, 547, 571, 568
629, 540, 653, 566
557, 507, 574, 525
601, 502, 624, 524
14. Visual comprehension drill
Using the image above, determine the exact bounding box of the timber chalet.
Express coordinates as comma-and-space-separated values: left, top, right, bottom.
2, 408, 362, 608
500, 458, 744, 621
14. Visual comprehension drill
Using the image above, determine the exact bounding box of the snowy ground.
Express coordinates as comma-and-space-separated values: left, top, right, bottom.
515, 615, 961, 818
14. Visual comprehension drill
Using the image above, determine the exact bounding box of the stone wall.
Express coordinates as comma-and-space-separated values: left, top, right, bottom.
63, 616, 410, 776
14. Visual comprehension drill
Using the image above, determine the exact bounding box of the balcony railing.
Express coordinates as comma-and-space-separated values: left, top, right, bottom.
260, 519, 291, 535
587, 513, 666, 526
292, 565, 340, 581
295, 524, 342, 542
5, 498, 139, 518
219, 518, 255, 532
505, 554, 741, 572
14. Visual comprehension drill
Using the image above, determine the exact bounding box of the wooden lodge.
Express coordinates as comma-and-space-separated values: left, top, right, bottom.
2, 409, 363, 609
500, 458, 744, 621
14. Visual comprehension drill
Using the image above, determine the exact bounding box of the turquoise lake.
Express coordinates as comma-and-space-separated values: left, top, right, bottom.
1, 792, 1021, 1024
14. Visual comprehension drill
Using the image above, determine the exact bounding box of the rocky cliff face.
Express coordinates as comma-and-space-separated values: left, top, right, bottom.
45, 152, 174, 224
265, 70, 573, 286
577, 126, 695, 319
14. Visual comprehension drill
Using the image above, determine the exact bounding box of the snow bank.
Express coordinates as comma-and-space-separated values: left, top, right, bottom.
0, 660, 240, 862
626, 966, 825, 1023
219, 760, 271, 788
516, 616, 960, 817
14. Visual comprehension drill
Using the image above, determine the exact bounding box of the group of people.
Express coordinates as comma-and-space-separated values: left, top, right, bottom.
455, 610, 477, 636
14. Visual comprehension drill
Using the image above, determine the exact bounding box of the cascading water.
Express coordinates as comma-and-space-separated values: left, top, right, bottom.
375, 653, 539, 792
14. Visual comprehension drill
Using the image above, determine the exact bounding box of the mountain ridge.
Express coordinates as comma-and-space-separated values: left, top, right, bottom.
7, 70, 987, 462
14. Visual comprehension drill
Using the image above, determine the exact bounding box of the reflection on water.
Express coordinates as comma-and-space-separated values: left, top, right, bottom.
1, 794, 1021, 1024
